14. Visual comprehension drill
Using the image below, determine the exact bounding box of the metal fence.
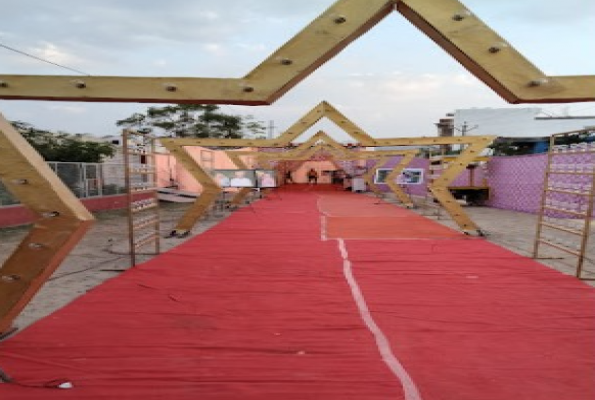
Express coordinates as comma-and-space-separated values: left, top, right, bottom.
0, 162, 129, 206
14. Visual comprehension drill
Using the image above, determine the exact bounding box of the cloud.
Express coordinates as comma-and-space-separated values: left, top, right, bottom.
202, 43, 225, 56
234, 42, 268, 53
334, 72, 481, 102
0, 0, 592, 140
384, 75, 443, 98
0, 0, 341, 77
31, 42, 85, 67
464, 0, 592, 24
46, 104, 87, 114
153, 59, 168, 68
453, 73, 481, 87
1, 0, 332, 50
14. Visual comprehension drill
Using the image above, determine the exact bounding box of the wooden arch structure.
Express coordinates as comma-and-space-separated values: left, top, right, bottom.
0, 0, 592, 104
161, 102, 495, 236
224, 131, 420, 208
0, 0, 591, 333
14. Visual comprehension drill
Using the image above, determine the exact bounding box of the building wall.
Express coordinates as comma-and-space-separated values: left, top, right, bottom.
369, 153, 594, 216
2, 151, 590, 228
485, 154, 547, 213
487, 152, 595, 216
367, 157, 430, 197
155, 147, 256, 193
293, 161, 337, 184
369, 154, 543, 212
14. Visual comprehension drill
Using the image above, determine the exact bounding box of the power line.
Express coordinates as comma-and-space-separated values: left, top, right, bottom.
0, 42, 91, 76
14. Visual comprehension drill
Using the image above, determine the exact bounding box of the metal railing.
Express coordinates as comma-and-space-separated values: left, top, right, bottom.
0, 162, 129, 206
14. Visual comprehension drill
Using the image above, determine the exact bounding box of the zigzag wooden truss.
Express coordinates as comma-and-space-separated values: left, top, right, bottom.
0, 0, 587, 333
0, 0, 591, 104
161, 102, 495, 236
0, 114, 94, 334
224, 132, 419, 207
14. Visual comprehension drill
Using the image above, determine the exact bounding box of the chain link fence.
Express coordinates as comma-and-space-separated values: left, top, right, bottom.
0, 162, 128, 206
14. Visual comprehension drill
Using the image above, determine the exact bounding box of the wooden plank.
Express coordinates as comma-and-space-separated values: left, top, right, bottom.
362, 157, 390, 196
427, 137, 494, 234
159, 140, 222, 235
383, 152, 418, 208
398, 0, 595, 103
0, 0, 591, 104
0, 114, 94, 333
163, 101, 494, 235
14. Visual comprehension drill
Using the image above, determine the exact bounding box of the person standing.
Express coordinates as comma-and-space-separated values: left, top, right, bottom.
307, 168, 318, 184
285, 170, 293, 184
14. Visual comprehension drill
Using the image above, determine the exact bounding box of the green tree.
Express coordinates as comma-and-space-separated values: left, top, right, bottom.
116, 104, 266, 139
488, 141, 533, 156
12, 121, 116, 163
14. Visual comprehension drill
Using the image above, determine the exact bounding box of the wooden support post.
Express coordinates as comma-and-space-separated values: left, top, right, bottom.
226, 151, 255, 207
159, 139, 222, 236
0, 114, 94, 334
427, 137, 493, 234
382, 152, 418, 208
162, 105, 493, 235
230, 188, 253, 207
362, 158, 388, 196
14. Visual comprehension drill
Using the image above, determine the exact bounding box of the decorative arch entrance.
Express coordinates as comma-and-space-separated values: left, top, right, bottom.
161, 103, 493, 236
1, 0, 590, 334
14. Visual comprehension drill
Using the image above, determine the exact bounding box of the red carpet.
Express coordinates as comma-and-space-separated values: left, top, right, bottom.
0, 189, 594, 400
344, 239, 595, 400
317, 191, 465, 239
326, 216, 465, 239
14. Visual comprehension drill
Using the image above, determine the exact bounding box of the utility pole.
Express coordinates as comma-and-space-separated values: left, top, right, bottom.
267, 120, 276, 139
455, 121, 478, 136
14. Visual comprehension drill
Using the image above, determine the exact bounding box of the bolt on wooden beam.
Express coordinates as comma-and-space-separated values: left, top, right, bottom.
0, 114, 94, 334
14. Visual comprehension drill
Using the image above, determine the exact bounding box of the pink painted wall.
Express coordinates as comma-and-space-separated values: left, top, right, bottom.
366, 157, 430, 197
155, 147, 256, 193
293, 161, 337, 184
368, 153, 594, 216
485, 154, 547, 213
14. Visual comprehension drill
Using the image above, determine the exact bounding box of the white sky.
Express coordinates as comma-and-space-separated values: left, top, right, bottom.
0, 0, 593, 141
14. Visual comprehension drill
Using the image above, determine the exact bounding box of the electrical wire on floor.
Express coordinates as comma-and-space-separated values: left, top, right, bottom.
0, 364, 73, 389
48, 256, 128, 282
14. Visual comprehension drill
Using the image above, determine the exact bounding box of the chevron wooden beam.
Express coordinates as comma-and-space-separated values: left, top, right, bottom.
0, 114, 94, 334
0, 0, 591, 104
162, 101, 494, 235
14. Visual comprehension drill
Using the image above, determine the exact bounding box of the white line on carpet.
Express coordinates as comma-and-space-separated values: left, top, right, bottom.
337, 239, 423, 400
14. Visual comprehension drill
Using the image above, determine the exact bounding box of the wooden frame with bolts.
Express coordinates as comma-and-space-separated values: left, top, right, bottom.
0, 114, 94, 333
1, 0, 585, 334
226, 134, 420, 207
363, 154, 419, 207
167, 136, 493, 235
0, 0, 592, 104
161, 102, 494, 235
